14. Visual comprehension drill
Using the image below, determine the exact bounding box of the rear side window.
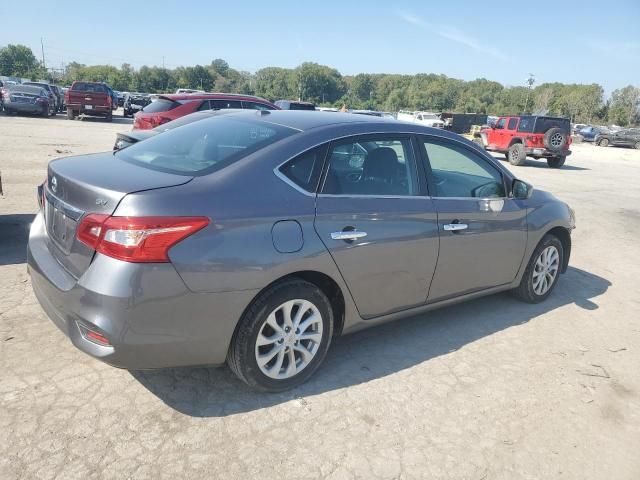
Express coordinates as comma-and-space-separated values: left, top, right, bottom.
116, 116, 297, 175
71, 82, 107, 93
210, 99, 242, 110
142, 98, 181, 113
279, 147, 325, 192
243, 101, 274, 111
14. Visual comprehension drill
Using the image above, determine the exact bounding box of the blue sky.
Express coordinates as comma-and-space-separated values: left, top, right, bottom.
2, 0, 638, 92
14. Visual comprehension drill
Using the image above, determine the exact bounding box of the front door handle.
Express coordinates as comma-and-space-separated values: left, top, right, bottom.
443, 223, 468, 232
330, 231, 367, 241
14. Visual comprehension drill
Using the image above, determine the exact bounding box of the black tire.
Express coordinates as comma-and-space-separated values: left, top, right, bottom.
512, 234, 564, 303
106, 112, 113, 122
634, 142, 640, 150
508, 143, 526, 166
543, 127, 568, 153
547, 156, 566, 169
41, 105, 49, 117
598, 138, 609, 147
67, 109, 76, 120
227, 278, 334, 392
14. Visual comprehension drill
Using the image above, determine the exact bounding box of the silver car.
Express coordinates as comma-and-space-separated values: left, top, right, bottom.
28, 111, 575, 391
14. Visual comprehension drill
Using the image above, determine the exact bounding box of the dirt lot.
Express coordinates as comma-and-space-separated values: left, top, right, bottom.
1, 113, 639, 480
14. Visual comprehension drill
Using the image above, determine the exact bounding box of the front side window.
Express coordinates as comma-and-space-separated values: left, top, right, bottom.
496, 118, 507, 129
423, 140, 505, 198
322, 137, 419, 196
507, 118, 518, 130
116, 116, 297, 175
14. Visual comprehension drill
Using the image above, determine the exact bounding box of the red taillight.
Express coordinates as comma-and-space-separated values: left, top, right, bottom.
77, 215, 209, 263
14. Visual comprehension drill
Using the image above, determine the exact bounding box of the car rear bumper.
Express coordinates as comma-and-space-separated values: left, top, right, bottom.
66, 103, 111, 116
525, 148, 572, 157
5, 102, 45, 113
27, 211, 258, 369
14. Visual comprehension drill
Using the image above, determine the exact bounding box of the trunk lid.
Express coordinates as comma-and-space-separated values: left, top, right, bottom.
44, 152, 192, 278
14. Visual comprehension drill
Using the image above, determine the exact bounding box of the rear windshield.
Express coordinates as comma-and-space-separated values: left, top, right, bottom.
518, 116, 570, 133
23, 82, 50, 90
9, 85, 44, 95
116, 116, 298, 175
142, 98, 181, 113
71, 82, 108, 93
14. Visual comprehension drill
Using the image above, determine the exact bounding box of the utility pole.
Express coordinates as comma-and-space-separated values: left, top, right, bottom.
40, 37, 46, 71
162, 56, 165, 69
524, 73, 535, 114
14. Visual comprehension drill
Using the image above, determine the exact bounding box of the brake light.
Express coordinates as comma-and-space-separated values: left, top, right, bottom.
77, 215, 209, 263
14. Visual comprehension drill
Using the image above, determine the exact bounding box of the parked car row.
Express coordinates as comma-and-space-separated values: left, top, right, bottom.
1, 80, 66, 116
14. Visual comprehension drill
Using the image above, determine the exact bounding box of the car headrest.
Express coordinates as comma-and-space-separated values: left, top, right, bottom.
363, 147, 398, 181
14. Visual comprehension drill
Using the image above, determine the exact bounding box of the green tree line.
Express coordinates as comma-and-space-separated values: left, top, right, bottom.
1, 44, 638, 126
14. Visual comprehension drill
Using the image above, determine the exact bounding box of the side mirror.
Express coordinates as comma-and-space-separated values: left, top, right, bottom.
512, 179, 533, 200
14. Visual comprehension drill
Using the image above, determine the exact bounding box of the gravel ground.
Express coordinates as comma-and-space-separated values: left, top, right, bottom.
1, 113, 639, 480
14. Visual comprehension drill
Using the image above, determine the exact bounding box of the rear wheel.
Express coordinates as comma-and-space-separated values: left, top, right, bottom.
634, 142, 640, 150
106, 111, 113, 122
512, 234, 563, 303
508, 143, 526, 166
547, 156, 566, 168
227, 279, 334, 392
67, 109, 76, 120
598, 138, 609, 147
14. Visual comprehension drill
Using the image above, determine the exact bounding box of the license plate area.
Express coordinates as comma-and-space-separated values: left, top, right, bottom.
85, 105, 93, 110
44, 191, 84, 254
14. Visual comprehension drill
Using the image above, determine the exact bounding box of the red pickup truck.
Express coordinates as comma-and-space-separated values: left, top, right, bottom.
65, 81, 113, 121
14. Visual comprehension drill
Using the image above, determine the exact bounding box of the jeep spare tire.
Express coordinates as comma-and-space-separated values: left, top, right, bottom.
543, 128, 568, 153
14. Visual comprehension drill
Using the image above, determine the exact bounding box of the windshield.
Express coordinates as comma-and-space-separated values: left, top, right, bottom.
116, 116, 297, 175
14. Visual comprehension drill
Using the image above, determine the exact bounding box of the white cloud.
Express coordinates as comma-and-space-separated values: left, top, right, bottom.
397, 11, 509, 61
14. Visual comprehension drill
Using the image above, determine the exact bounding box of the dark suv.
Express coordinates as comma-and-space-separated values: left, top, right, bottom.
480, 115, 572, 168
595, 128, 640, 149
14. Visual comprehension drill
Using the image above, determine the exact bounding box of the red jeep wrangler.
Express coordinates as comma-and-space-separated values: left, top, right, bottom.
480, 115, 572, 168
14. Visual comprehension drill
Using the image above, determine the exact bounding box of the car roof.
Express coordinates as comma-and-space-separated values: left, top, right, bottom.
211, 109, 465, 136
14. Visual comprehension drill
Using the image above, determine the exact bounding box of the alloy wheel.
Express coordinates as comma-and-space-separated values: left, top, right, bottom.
550, 133, 563, 148
532, 246, 560, 295
255, 299, 323, 379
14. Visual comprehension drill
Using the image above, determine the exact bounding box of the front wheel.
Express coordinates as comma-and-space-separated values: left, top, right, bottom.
508, 143, 526, 166
598, 138, 609, 147
634, 142, 640, 150
227, 279, 334, 392
547, 156, 566, 168
512, 234, 563, 303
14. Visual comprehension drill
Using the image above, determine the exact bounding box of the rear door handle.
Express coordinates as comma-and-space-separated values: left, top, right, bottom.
443, 223, 468, 232
331, 231, 367, 241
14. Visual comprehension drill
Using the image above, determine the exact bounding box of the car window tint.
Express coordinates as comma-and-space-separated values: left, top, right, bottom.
243, 101, 273, 110
197, 100, 211, 111
496, 118, 506, 129
423, 140, 505, 198
507, 118, 518, 130
142, 98, 181, 113
322, 137, 418, 196
209, 99, 242, 110
280, 148, 324, 192
116, 117, 297, 176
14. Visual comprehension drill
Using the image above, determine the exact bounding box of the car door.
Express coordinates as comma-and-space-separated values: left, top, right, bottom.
314, 134, 439, 319
419, 136, 528, 302
492, 117, 508, 149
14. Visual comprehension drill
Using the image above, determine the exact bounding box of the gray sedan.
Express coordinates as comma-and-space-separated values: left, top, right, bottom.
28, 111, 575, 391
